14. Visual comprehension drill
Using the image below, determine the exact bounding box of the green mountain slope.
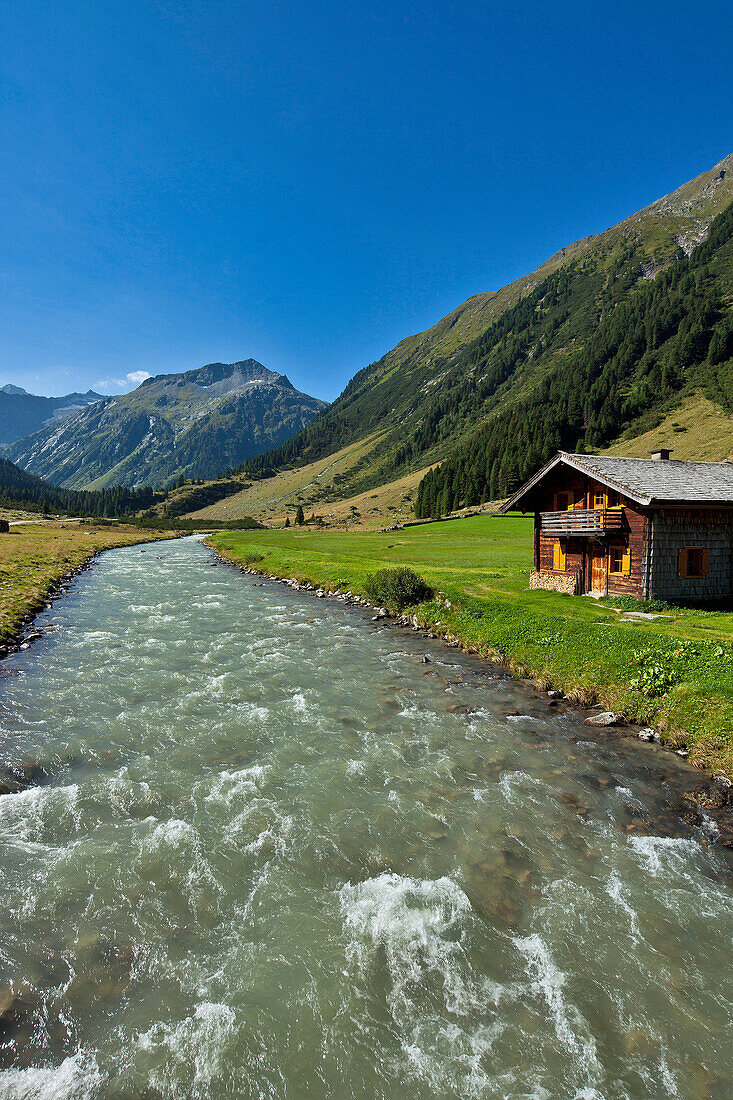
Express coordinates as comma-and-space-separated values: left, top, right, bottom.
0, 456, 158, 516
0, 386, 104, 447
8, 360, 327, 489
236, 152, 733, 508
416, 197, 733, 515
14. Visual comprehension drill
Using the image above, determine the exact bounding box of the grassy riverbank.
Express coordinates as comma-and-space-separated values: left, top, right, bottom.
211, 516, 733, 778
0, 522, 168, 647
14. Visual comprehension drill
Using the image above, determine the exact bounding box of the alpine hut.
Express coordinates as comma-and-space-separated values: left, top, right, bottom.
500, 450, 733, 602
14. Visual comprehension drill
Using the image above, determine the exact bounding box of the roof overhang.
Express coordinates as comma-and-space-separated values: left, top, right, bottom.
498, 452, 651, 513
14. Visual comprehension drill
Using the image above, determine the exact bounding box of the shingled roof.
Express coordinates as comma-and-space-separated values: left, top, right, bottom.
501, 451, 733, 511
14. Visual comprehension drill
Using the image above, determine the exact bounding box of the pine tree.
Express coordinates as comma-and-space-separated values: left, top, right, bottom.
296, 505, 305, 525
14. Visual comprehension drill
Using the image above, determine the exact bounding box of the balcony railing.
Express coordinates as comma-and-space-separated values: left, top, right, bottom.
540, 508, 626, 536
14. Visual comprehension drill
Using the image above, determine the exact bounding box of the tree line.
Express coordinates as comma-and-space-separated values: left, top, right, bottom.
0, 458, 160, 517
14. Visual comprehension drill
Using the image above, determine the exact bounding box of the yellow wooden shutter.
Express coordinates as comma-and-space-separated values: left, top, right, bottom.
702, 548, 710, 577
553, 542, 559, 569
622, 548, 631, 576
677, 548, 687, 578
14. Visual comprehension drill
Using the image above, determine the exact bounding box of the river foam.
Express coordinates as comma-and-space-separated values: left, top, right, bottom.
0, 536, 730, 1098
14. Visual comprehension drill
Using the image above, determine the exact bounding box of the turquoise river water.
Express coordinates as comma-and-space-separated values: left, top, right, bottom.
0, 536, 731, 1099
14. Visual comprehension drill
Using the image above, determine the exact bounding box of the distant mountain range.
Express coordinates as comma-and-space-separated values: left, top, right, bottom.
0, 385, 104, 447
7, 360, 327, 489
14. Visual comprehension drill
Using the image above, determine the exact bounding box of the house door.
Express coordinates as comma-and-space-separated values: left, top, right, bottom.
590, 544, 607, 594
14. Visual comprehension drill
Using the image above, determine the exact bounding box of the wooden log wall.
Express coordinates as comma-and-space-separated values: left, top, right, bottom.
532, 469, 650, 597
606, 506, 648, 599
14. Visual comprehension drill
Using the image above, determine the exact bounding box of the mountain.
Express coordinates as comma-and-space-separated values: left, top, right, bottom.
8, 360, 327, 489
0, 387, 104, 447
415, 196, 733, 515
213, 153, 733, 519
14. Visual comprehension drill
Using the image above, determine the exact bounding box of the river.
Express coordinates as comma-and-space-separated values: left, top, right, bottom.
0, 536, 731, 1099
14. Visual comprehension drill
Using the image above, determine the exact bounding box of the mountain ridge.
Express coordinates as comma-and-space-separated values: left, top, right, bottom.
8, 359, 327, 489
0, 387, 105, 447
192, 152, 733, 523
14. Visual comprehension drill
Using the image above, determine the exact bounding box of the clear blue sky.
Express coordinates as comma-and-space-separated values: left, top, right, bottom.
1, 1, 731, 400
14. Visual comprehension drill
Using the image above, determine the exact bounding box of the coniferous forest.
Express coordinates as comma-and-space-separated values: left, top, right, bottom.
232, 197, 733, 521
0, 458, 159, 517
414, 201, 733, 517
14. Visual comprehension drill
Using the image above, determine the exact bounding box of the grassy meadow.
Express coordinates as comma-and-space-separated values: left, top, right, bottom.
0, 522, 167, 646
211, 515, 733, 777
183, 432, 436, 529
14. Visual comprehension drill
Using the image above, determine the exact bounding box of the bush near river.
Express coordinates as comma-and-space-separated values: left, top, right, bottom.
364, 566, 433, 610
211, 515, 733, 778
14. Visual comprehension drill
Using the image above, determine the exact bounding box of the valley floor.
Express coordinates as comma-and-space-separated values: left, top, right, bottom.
0, 520, 168, 649
211, 516, 733, 780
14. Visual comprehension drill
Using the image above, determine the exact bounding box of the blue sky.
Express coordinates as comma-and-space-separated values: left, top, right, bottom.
1, 1, 731, 400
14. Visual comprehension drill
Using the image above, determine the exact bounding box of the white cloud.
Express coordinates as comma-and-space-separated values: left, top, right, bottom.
93, 370, 152, 393
94, 378, 126, 392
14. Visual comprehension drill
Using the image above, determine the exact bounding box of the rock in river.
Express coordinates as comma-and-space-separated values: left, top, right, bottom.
0, 761, 49, 797
584, 711, 625, 728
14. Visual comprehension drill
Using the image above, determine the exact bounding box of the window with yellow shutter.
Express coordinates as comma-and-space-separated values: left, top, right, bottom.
609, 545, 631, 576
553, 541, 566, 571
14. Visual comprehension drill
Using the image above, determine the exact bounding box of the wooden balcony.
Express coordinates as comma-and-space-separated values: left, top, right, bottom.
540, 508, 625, 536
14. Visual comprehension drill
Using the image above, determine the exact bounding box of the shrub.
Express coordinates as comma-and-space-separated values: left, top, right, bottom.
628, 647, 678, 697
364, 567, 434, 610
240, 550, 265, 566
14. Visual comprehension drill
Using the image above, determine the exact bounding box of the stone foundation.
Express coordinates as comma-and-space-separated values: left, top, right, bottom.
530, 570, 580, 595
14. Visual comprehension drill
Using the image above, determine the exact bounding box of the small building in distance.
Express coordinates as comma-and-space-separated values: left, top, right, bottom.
500, 450, 733, 602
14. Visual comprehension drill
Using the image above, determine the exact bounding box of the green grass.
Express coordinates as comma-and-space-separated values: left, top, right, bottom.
211, 515, 733, 777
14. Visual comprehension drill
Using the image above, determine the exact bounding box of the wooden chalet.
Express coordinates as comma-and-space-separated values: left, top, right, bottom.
500, 450, 733, 602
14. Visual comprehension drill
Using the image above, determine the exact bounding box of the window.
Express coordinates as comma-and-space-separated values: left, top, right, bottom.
593, 491, 606, 509
607, 490, 621, 508
609, 544, 630, 576
678, 547, 710, 579
555, 491, 573, 511
553, 541, 567, 571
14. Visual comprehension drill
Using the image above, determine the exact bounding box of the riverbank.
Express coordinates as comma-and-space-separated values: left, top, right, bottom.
2, 533, 730, 1095
209, 518, 733, 783
0, 522, 170, 656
